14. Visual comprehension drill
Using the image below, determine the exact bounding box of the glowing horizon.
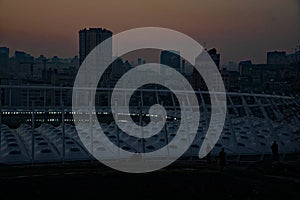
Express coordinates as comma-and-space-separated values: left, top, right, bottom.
0, 0, 299, 64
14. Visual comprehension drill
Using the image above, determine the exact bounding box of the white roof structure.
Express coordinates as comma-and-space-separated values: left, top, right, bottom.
0, 88, 300, 164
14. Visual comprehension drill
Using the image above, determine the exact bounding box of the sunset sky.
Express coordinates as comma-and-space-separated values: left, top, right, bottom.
0, 0, 299, 64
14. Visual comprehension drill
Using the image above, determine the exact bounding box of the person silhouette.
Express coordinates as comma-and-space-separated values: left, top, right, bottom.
271, 140, 279, 161
219, 148, 226, 172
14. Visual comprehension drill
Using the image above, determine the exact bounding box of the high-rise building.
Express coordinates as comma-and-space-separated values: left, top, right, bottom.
160, 50, 180, 71
160, 50, 180, 77
13, 51, 34, 78
207, 48, 220, 69
0, 47, 9, 70
79, 28, 113, 65
192, 48, 221, 91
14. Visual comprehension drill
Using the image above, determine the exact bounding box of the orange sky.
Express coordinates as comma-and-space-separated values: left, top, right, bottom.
0, 0, 299, 64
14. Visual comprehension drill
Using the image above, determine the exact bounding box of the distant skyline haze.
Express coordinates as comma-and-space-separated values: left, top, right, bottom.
0, 0, 299, 64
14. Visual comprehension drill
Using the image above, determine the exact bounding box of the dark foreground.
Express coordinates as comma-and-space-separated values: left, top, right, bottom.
0, 161, 300, 200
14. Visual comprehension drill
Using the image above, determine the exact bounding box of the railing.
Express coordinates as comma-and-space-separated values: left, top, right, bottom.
0, 84, 294, 108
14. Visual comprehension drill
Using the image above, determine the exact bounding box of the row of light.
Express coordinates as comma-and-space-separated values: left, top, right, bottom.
1, 111, 166, 118
24, 118, 177, 123
26, 119, 60, 122
25, 119, 122, 122
1, 111, 105, 115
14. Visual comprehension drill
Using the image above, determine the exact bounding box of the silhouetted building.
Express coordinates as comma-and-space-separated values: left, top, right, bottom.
207, 48, 220, 69
14, 51, 33, 62
12, 51, 34, 78
79, 28, 112, 65
287, 51, 300, 65
239, 60, 252, 76
36, 55, 47, 62
227, 61, 239, 72
221, 69, 240, 92
0, 47, 9, 70
160, 50, 180, 73
267, 51, 287, 65
238, 58, 291, 93
192, 48, 221, 91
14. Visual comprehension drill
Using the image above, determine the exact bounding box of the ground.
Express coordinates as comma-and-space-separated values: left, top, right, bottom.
0, 160, 300, 199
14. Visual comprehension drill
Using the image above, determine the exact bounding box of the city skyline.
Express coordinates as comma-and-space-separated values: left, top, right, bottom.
1, 43, 299, 66
0, 0, 299, 64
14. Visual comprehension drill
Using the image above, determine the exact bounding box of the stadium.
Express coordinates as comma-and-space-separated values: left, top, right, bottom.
1, 85, 300, 165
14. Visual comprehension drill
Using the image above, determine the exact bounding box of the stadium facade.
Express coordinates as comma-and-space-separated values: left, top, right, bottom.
0, 85, 300, 164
